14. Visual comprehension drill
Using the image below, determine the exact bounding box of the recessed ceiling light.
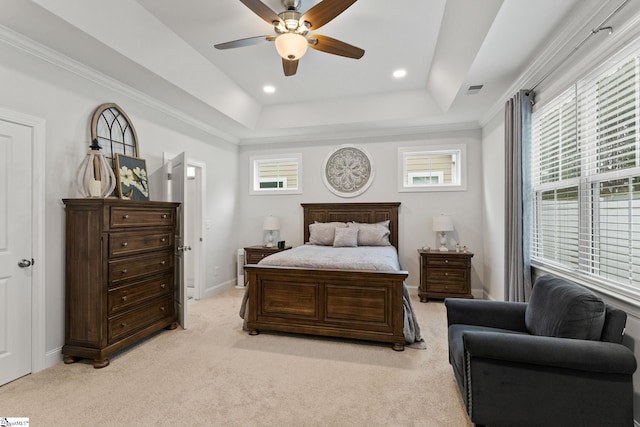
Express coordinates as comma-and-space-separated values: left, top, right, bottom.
263, 85, 276, 93
393, 69, 407, 79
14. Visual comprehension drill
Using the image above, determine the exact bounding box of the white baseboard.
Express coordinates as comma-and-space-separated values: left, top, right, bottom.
43, 347, 63, 371
202, 279, 235, 299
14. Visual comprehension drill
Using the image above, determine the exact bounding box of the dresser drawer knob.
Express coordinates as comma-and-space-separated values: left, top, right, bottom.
161, 283, 166, 289
121, 242, 128, 247
160, 260, 166, 265
160, 306, 165, 311
121, 295, 127, 301
162, 214, 168, 219
123, 214, 129, 219
445, 272, 449, 276
445, 259, 449, 263
161, 237, 167, 242
121, 322, 127, 327
121, 269, 128, 274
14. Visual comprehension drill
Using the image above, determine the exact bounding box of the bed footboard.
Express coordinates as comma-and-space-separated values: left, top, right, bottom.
245, 265, 408, 350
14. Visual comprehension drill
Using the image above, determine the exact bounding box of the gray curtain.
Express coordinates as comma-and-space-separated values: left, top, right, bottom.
504, 90, 533, 302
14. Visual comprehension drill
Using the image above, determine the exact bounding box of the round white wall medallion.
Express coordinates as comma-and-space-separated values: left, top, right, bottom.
322, 145, 375, 198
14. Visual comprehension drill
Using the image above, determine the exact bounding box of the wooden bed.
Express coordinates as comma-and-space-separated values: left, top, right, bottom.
244, 202, 408, 351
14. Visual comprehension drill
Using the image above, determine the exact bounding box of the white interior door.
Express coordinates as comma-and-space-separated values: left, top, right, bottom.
0, 120, 33, 385
169, 152, 189, 329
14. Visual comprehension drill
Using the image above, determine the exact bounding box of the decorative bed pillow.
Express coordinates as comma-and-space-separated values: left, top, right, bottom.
308, 222, 347, 245
333, 226, 359, 247
348, 220, 391, 246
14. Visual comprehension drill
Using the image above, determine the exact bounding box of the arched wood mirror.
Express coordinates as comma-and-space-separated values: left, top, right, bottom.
90, 103, 139, 168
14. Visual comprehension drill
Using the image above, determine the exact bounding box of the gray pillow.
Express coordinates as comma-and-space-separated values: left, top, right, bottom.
525, 275, 606, 340
347, 220, 391, 246
333, 227, 358, 247
308, 222, 347, 245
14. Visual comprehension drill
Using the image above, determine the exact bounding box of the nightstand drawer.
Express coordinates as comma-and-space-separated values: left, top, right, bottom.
426, 280, 467, 294
426, 267, 468, 284
246, 252, 270, 264
426, 256, 469, 268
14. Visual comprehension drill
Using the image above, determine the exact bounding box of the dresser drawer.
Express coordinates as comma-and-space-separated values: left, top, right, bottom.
109, 231, 174, 258
426, 256, 469, 268
109, 273, 173, 313
109, 251, 174, 287
110, 207, 175, 229
108, 296, 174, 343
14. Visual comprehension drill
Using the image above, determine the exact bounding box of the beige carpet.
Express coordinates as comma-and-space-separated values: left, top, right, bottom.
0, 287, 471, 427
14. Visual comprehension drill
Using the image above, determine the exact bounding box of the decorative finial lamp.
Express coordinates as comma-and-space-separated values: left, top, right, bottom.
75, 138, 117, 198
432, 214, 453, 252
263, 216, 280, 248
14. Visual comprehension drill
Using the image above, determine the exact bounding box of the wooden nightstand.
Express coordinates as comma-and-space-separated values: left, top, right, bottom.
243, 245, 292, 285
418, 249, 474, 302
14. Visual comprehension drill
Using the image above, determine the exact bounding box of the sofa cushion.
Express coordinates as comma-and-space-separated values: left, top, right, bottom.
525, 275, 606, 340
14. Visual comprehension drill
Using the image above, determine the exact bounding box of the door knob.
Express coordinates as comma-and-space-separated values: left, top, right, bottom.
177, 245, 192, 253
18, 259, 33, 268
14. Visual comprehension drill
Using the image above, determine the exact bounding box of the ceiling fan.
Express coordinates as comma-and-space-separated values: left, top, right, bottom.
214, 0, 364, 77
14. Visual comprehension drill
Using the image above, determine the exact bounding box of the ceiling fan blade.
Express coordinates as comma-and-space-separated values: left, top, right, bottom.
239, 0, 283, 26
308, 35, 364, 59
283, 58, 298, 76
214, 35, 275, 50
301, 0, 358, 30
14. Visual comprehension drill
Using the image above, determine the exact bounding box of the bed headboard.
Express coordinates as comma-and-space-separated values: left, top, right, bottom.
302, 202, 400, 248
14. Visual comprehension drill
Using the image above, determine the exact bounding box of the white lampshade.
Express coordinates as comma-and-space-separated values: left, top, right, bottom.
263, 216, 280, 231
275, 33, 308, 60
432, 214, 453, 232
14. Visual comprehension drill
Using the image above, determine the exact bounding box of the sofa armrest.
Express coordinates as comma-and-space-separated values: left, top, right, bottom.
445, 299, 528, 332
463, 331, 637, 374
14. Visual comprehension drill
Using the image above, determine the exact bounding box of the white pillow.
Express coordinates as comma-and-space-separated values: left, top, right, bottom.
308, 221, 347, 245
348, 220, 391, 246
333, 226, 359, 247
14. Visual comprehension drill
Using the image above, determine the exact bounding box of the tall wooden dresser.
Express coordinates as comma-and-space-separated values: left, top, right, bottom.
62, 199, 180, 368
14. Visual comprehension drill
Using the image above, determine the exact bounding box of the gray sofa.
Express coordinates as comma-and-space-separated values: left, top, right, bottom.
446, 275, 637, 427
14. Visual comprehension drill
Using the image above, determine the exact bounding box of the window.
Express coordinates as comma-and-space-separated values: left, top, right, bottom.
531, 46, 640, 298
250, 154, 302, 195
398, 145, 466, 191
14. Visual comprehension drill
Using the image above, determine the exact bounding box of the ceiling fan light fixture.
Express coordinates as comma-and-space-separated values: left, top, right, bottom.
275, 33, 308, 60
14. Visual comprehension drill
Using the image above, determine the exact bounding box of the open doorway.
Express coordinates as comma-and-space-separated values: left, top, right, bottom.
185, 163, 204, 301
150, 153, 206, 306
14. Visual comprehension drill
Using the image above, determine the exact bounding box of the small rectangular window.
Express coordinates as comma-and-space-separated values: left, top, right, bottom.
250, 154, 302, 195
398, 145, 466, 192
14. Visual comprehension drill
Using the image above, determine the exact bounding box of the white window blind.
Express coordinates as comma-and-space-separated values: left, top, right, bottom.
531, 48, 640, 296
250, 154, 302, 195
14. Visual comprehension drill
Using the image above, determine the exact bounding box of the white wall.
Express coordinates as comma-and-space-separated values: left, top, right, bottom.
0, 38, 239, 366
238, 129, 485, 293
480, 113, 505, 301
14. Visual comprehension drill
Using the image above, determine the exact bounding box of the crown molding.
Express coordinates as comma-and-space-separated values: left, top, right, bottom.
0, 24, 239, 145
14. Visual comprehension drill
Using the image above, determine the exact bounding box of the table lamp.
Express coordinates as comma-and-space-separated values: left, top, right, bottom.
432, 214, 453, 252
263, 216, 280, 248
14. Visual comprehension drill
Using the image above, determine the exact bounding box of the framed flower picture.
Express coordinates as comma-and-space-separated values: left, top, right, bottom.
115, 154, 149, 200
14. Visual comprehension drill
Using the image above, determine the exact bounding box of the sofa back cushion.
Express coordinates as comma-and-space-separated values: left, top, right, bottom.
525, 275, 606, 340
